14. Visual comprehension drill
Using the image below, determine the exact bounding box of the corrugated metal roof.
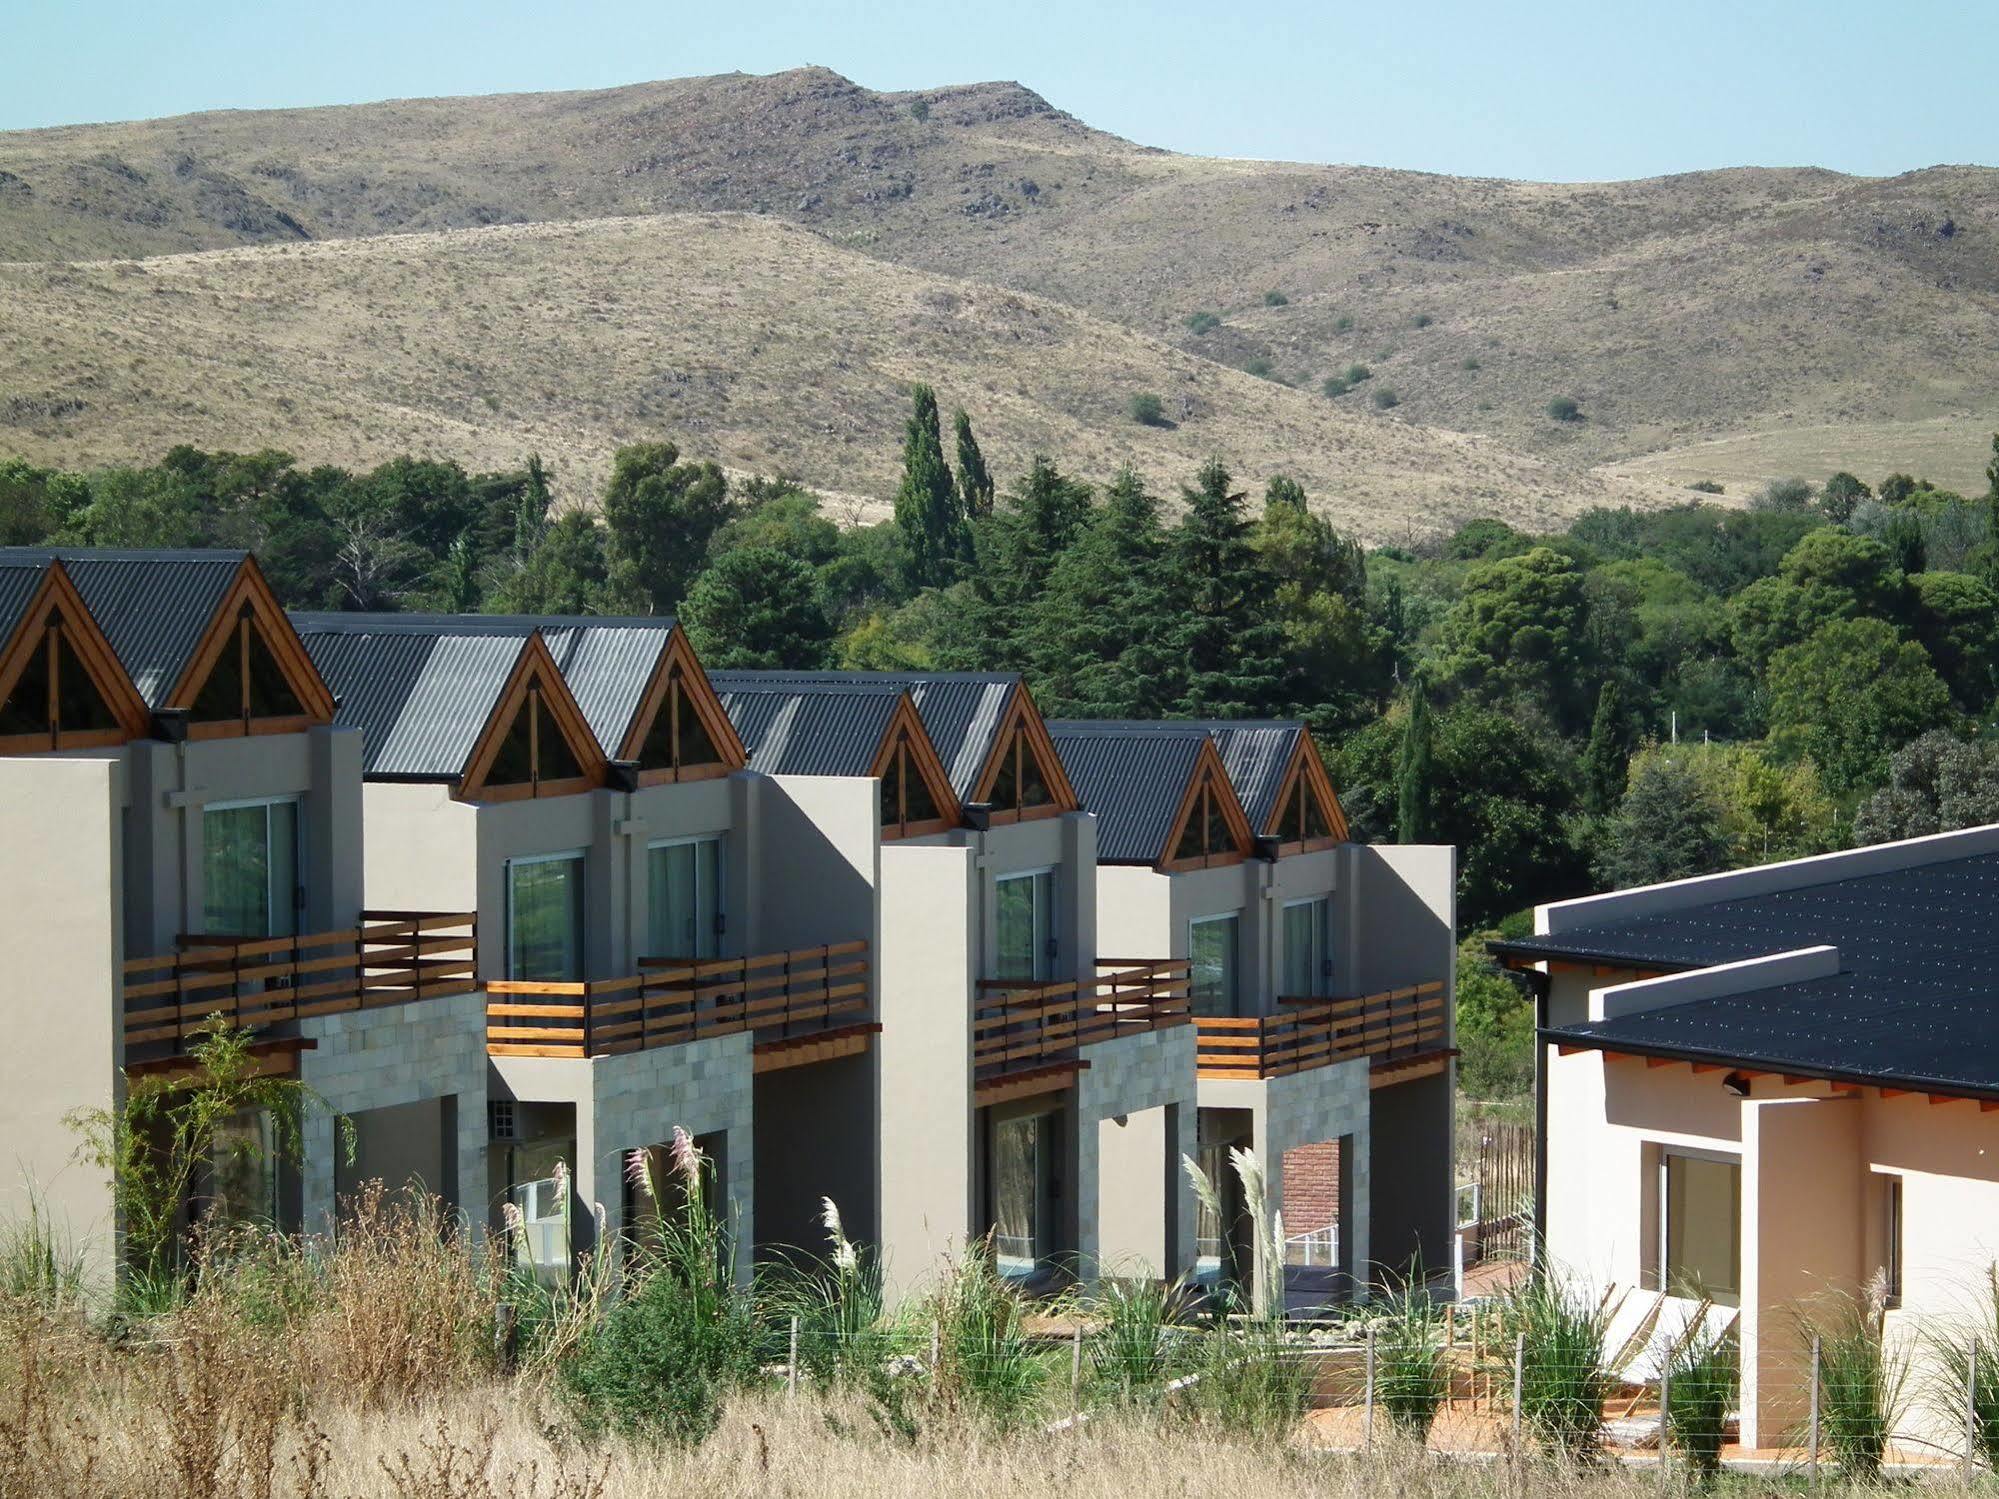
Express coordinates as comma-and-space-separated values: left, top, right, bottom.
296, 628, 442, 774
0, 548, 244, 706
712, 679, 904, 778
292, 611, 676, 757
1517, 850, 1999, 1096
0, 560, 44, 646
1208, 723, 1306, 833
373, 634, 523, 777
707, 670, 1019, 799
1047, 722, 1206, 863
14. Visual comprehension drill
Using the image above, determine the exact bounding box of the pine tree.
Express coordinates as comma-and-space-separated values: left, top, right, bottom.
954, 410, 995, 520
892, 385, 970, 593
1025, 466, 1183, 716
1169, 457, 1289, 718
514, 452, 552, 564
1395, 680, 1433, 844
1580, 679, 1633, 815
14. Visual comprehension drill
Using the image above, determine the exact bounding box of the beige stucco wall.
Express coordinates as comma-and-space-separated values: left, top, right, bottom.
1097, 1107, 1167, 1272
0, 754, 126, 1288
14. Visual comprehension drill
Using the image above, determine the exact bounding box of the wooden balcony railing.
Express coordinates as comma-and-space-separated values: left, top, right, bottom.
121, 911, 479, 1056
485, 940, 870, 1059
1194, 980, 1448, 1080
972, 958, 1191, 1086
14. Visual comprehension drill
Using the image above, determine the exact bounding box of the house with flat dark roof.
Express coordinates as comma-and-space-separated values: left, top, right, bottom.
1492, 823, 1999, 1451
1048, 719, 1457, 1304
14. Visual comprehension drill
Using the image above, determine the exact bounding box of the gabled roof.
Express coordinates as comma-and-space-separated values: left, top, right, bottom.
710, 670, 1028, 801
1503, 841, 1999, 1101
0, 548, 248, 706
1048, 722, 1215, 864
0, 559, 44, 644
711, 675, 910, 778
1207, 723, 1309, 833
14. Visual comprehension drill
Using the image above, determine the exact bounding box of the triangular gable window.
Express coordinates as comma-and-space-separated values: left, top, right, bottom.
1272, 761, 1340, 847
0, 612, 124, 748
985, 724, 1058, 817
1165, 760, 1247, 869
880, 725, 948, 839
189, 608, 308, 730
482, 676, 583, 796
636, 665, 728, 781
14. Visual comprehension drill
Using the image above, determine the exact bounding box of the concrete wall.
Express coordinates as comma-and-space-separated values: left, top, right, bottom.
298, 989, 489, 1234
754, 1050, 875, 1261
1368, 1068, 1454, 1279
0, 753, 125, 1286
1075, 1022, 1199, 1280
1344, 842, 1456, 1001
361, 781, 479, 919
876, 842, 976, 1300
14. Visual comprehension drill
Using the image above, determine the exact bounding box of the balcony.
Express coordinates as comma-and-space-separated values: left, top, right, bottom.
121, 911, 480, 1064
972, 958, 1191, 1097
485, 940, 872, 1070
1193, 980, 1449, 1082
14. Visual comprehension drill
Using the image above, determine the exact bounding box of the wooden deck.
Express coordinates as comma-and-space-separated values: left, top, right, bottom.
1194, 981, 1449, 1081
972, 957, 1190, 1098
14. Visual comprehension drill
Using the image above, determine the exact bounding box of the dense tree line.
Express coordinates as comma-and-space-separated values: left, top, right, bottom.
9, 413, 1999, 943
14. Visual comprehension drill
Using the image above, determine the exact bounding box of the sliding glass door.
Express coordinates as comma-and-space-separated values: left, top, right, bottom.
202, 798, 299, 937
647, 837, 724, 958
507, 853, 586, 981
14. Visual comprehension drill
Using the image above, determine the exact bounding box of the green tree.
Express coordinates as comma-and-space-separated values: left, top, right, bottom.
958, 454, 1098, 669
1765, 618, 1954, 795
892, 384, 971, 592
709, 487, 840, 568
1820, 471, 1871, 523
485, 511, 612, 615
1025, 467, 1182, 717
514, 452, 553, 564
1908, 570, 1999, 712
1853, 730, 1999, 845
1395, 680, 1433, 844
1595, 753, 1732, 890
953, 410, 995, 520
1728, 528, 1909, 671
1169, 457, 1289, 718
1128, 393, 1168, 427
680, 548, 835, 670
1455, 936, 1535, 1100
601, 441, 733, 613
1432, 546, 1595, 732
1579, 679, 1635, 815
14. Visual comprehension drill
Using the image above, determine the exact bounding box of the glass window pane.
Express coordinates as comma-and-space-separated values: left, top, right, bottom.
995, 874, 1035, 982
1302, 780, 1333, 840
509, 857, 584, 981
1202, 780, 1231, 855
989, 1113, 1053, 1278
0, 632, 51, 737
1018, 737, 1052, 809
1033, 871, 1056, 979
648, 840, 722, 958
205, 803, 285, 937
696, 839, 721, 959
1173, 790, 1207, 862
267, 801, 297, 937
486, 700, 535, 787
1282, 901, 1325, 998
1189, 915, 1239, 1018
534, 690, 583, 782
673, 675, 721, 768
243, 620, 304, 718
55, 629, 117, 733
1665, 1154, 1740, 1305
192, 624, 245, 722
900, 746, 941, 826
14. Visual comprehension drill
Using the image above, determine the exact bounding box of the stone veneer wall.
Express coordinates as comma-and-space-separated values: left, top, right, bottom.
1074, 1022, 1199, 1281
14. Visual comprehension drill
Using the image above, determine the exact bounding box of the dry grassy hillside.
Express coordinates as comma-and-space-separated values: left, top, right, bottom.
0, 213, 1697, 544
3, 66, 1994, 496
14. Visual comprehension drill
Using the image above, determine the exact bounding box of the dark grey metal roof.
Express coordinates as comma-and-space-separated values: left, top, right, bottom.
707, 670, 1018, 799
293, 615, 533, 778
0, 560, 44, 646
711, 678, 905, 778
291, 612, 677, 760
1046, 722, 1208, 863
1517, 850, 1999, 1097
1208, 723, 1307, 833
0, 548, 244, 706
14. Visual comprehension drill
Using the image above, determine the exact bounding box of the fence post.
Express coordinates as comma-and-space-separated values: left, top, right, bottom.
1657, 1355, 1671, 1480
931, 1319, 941, 1373
1511, 1331, 1525, 1456
1808, 1334, 1821, 1489
1364, 1320, 1376, 1452
1967, 1343, 1979, 1480
788, 1315, 800, 1399
1070, 1321, 1084, 1417
492, 1302, 518, 1373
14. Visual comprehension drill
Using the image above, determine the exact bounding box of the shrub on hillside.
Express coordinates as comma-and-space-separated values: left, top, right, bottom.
1372, 386, 1400, 410
1547, 396, 1582, 422
1128, 392, 1168, 426
1184, 311, 1221, 336
1262, 290, 1289, 306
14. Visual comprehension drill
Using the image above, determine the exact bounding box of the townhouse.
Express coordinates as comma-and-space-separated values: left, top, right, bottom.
1495, 825, 1999, 1451
290, 613, 878, 1278
1047, 720, 1457, 1304
0, 550, 483, 1284
712, 671, 1192, 1295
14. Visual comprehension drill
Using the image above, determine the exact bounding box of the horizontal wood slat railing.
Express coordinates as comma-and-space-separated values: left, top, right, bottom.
121, 911, 479, 1056
1193, 981, 1448, 1080
972, 958, 1191, 1085
486, 940, 870, 1059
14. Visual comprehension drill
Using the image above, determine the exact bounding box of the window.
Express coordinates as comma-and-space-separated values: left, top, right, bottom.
647, 837, 724, 959
203, 799, 300, 938
984, 721, 1060, 821
635, 665, 728, 781
1272, 765, 1338, 846
190, 606, 307, 730
482, 678, 584, 796
0, 612, 122, 750
995, 869, 1058, 983
1281, 899, 1329, 998
507, 854, 585, 981
1880, 1174, 1904, 1309
986, 1110, 1059, 1279
1662, 1151, 1740, 1306
1189, 914, 1240, 1018
1171, 770, 1242, 867
880, 733, 946, 838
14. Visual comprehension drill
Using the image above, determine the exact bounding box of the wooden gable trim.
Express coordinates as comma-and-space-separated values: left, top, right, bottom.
170, 556, 336, 737
969, 684, 1080, 826
0, 561, 151, 753
620, 626, 749, 786
458, 633, 609, 803
869, 691, 962, 841
1158, 738, 1257, 873
1265, 730, 1351, 853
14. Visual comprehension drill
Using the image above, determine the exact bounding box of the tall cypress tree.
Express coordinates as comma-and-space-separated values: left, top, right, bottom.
1395, 679, 1434, 844
1169, 457, 1289, 718
954, 410, 995, 520
892, 384, 970, 593
1580, 678, 1633, 815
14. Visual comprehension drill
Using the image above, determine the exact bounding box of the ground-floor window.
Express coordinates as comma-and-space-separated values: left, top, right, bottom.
985, 1109, 1060, 1279
1662, 1150, 1741, 1306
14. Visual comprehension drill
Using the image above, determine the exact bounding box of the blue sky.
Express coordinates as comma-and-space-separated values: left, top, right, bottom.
5, 0, 1992, 181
